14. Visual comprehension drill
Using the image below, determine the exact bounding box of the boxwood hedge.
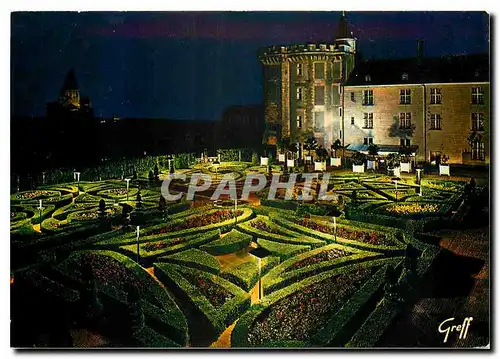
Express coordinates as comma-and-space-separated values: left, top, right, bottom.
118, 230, 220, 258
153, 263, 251, 335
237, 216, 326, 248
58, 250, 188, 345
231, 257, 401, 347
200, 229, 252, 255
159, 248, 221, 274
269, 213, 405, 254
256, 238, 310, 260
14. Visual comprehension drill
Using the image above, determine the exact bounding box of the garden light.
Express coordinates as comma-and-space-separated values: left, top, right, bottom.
125, 178, 131, 201
136, 225, 140, 263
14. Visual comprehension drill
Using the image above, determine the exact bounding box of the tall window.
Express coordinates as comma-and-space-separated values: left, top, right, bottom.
471, 113, 485, 131
297, 63, 304, 77
471, 139, 485, 160
400, 138, 411, 147
399, 113, 412, 129
314, 63, 325, 79
351, 117, 355, 125
400, 89, 411, 104
430, 88, 442, 104
296, 87, 304, 101
430, 114, 442, 130
472, 87, 484, 105
315, 86, 325, 105
363, 90, 373, 105
350, 92, 355, 102
296, 115, 303, 129
363, 113, 373, 129
314, 112, 325, 130
363, 137, 374, 145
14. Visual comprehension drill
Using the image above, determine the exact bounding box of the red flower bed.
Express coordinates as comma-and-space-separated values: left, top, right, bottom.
248, 265, 371, 344
296, 218, 393, 246
286, 248, 350, 272
143, 237, 186, 252
153, 209, 242, 235
183, 272, 234, 308
79, 253, 143, 293
249, 219, 288, 235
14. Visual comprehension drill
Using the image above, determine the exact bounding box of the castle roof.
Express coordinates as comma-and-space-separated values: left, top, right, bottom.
345, 53, 489, 86
336, 12, 353, 39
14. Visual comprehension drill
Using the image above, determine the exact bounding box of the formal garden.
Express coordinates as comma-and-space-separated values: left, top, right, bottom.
10, 151, 484, 348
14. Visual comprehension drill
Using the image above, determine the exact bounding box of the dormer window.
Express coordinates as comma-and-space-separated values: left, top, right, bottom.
402, 72, 409, 81
474, 69, 480, 77
364, 74, 371, 82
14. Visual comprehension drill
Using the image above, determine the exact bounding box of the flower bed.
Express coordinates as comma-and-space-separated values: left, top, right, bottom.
247, 264, 372, 344
286, 248, 350, 272
182, 271, 234, 308
67, 209, 100, 222
294, 218, 394, 247
238, 216, 325, 248
143, 237, 186, 252
154, 263, 251, 335
384, 203, 439, 215
117, 230, 220, 258
12, 190, 60, 201
248, 219, 281, 234
97, 187, 139, 199
58, 250, 189, 345
152, 209, 243, 234
423, 180, 465, 192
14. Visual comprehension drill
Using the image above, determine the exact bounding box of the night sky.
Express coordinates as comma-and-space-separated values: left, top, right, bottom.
11, 11, 489, 120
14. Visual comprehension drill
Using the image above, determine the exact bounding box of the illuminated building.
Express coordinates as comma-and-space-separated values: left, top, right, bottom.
259, 14, 489, 165
258, 12, 357, 152
343, 50, 489, 164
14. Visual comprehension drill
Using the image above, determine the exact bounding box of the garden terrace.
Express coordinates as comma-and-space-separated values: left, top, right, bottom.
10, 163, 478, 348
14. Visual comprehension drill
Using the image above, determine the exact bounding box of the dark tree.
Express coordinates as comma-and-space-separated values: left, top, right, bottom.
154, 164, 160, 180
158, 196, 167, 211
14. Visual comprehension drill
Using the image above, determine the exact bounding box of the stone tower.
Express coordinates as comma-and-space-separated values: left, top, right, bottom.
60, 69, 80, 110
258, 12, 357, 153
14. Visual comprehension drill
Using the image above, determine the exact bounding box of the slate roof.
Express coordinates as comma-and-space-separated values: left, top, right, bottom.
345, 53, 489, 86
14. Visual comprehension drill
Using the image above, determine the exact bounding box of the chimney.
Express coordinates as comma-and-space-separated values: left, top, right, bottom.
417, 40, 424, 59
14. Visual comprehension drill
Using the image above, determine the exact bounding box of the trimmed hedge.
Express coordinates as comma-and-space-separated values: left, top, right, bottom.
200, 229, 252, 255
256, 238, 310, 260
221, 261, 259, 292
262, 244, 380, 294
237, 216, 326, 248
132, 326, 182, 348
346, 246, 440, 348
220, 255, 283, 292
269, 213, 405, 254
310, 264, 389, 346
154, 263, 251, 336
231, 257, 399, 347
99, 208, 253, 247
159, 248, 221, 274
59, 250, 188, 346
118, 230, 220, 258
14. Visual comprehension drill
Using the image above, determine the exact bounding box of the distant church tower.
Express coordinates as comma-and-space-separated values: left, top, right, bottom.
258, 12, 356, 152
47, 69, 93, 118
60, 69, 80, 111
